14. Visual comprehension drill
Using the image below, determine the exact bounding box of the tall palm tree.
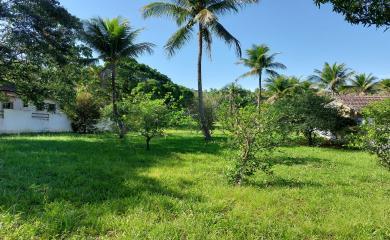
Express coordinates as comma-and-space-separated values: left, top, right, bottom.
309, 62, 353, 95
142, 0, 257, 141
237, 44, 286, 108
349, 73, 378, 95
83, 17, 154, 138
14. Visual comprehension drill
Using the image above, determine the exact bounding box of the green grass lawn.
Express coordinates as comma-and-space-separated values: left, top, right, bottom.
0, 131, 389, 239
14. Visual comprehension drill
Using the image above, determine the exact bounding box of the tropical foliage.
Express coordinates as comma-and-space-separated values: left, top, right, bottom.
273, 91, 355, 146
237, 44, 286, 107
314, 0, 390, 28
66, 89, 101, 134
265, 75, 300, 100
309, 62, 354, 95
348, 73, 378, 95
142, 0, 258, 140
122, 96, 171, 150
0, 0, 88, 104
82, 17, 154, 138
361, 99, 390, 169
221, 104, 287, 185
379, 79, 390, 93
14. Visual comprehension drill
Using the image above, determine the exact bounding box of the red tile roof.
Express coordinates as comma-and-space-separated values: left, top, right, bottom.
336, 95, 389, 112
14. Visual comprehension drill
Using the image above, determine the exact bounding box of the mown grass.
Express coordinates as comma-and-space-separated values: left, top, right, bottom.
0, 131, 389, 239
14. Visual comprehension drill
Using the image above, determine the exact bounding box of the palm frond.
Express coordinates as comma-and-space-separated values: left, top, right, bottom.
209, 20, 241, 57
202, 28, 213, 58
236, 69, 258, 80
142, 2, 191, 25
165, 21, 195, 56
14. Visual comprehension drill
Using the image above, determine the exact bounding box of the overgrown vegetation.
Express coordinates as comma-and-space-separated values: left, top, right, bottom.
361, 99, 390, 169
0, 131, 389, 239
0, 1, 389, 238
220, 104, 287, 184
273, 91, 356, 146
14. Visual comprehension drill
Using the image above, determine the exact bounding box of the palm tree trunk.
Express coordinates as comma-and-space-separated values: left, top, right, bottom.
111, 64, 125, 139
197, 24, 212, 141
257, 71, 262, 108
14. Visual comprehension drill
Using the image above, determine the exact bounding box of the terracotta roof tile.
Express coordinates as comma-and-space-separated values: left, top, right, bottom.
336, 95, 390, 112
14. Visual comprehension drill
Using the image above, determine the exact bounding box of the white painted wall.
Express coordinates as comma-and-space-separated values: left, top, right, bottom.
0, 109, 72, 133
0, 97, 72, 134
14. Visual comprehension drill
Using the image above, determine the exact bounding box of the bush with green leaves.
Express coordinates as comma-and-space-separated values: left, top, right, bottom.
122, 96, 171, 150
220, 104, 288, 185
361, 99, 390, 169
66, 91, 101, 134
273, 91, 355, 146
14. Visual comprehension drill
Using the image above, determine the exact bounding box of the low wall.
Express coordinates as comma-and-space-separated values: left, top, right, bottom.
0, 109, 72, 133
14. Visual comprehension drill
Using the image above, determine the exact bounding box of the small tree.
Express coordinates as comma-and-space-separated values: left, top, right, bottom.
66, 91, 101, 134
124, 97, 170, 150
361, 99, 390, 169
220, 104, 287, 185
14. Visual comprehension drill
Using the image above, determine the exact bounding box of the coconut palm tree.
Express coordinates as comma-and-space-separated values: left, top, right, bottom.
83, 17, 154, 138
237, 44, 286, 108
379, 79, 390, 93
142, 0, 257, 141
309, 62, 354, 95
349, 73, 378, 95
265, 75, 298, 100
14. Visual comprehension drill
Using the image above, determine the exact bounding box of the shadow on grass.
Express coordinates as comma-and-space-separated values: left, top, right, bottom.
0, 133, 222, 235
267, 156, 326, 167
247, 176, 323, 189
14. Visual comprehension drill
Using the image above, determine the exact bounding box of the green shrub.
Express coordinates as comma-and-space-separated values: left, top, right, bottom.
67, 91, 101, 133
361, 99, 390, 169
220, 104, 288, 185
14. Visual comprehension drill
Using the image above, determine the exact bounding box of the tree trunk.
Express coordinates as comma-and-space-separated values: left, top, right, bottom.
197, 24, 212, 141
146, 136, 151, 150
257, 70, 262, 108
305, 129, 314, 146
111, 64, 125, 139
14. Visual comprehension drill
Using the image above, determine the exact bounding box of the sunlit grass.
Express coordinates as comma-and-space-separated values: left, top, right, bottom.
0, 131, 389, 239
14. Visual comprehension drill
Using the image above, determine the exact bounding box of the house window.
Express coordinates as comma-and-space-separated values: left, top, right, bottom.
2, 102, 13, 109
47, 104, 56, 113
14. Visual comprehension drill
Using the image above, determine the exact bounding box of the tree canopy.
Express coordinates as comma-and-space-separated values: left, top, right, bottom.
314, 0, 390, 28
0, 0, 89, 104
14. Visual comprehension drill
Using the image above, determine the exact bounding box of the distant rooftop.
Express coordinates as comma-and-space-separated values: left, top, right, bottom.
336, 95, 389, 112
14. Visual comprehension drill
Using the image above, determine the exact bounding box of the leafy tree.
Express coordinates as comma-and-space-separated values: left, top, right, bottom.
142, 0, 258, 141
360, 99, 390, 169
66, 90, 101, 134
123, 96, 171, 150
237, 44, 286, 108
0, 0, 89, 104
348, 73, 378, 95
314, 0, 390, 28
309, 62, 354, 95
131, 79, 194, 109
220, 104, 287, 185
273, 91, 354, 146
83, 17, 154, 138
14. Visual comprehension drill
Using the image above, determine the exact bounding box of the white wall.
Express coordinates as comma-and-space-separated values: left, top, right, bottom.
0, 108, 72, 134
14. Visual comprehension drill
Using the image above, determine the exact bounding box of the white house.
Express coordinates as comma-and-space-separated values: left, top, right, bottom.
0, 85, 72, 134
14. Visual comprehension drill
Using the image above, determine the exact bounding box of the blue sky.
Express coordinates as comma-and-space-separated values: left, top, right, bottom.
60, 0, 390, 90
